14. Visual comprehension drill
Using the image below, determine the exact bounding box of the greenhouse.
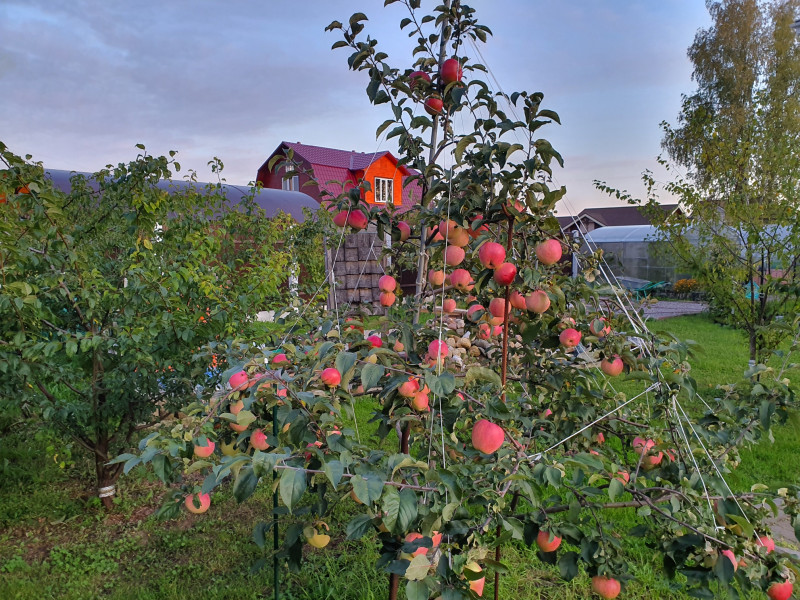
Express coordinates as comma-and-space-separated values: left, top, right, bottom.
583, 224, 692, 284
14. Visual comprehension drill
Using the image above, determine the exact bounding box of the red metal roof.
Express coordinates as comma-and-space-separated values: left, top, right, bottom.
282, 141, 413, 175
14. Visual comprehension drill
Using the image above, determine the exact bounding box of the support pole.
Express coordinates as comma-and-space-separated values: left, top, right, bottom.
273, 404, 280, 600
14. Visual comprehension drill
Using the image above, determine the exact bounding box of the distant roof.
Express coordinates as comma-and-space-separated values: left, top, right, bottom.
45, 169, 319, 223
584, 225, 657, 243
580, 204, 680, 227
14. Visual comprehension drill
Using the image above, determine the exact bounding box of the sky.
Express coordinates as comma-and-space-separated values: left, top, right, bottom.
0, 1, 711, 214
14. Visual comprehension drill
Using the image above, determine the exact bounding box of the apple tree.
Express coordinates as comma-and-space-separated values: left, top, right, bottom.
0, 144, 325, 508
124, 3, 797, 599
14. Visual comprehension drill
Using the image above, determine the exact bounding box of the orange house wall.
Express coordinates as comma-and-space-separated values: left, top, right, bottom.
363, 155, 404, 207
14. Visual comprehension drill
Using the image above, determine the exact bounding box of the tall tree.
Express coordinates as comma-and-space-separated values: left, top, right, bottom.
0, 144, 324, 507
601, 0, 800, 362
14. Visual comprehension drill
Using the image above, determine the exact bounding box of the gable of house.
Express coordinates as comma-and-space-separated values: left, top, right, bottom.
256, 142, 421, 212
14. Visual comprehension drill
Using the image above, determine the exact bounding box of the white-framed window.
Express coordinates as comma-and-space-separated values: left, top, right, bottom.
282, 172, 299, 191
374, 177, 393, 204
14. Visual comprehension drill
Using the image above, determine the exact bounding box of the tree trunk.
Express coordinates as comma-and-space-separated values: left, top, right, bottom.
94, 436, 121, 509
748, 331, 757, 363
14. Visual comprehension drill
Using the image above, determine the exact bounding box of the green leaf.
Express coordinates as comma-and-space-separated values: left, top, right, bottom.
351, 474, 384, 504
405, 554, 430, 581
152, 453, 171, 484
233, 466, 259, 503
361, 362, 385, 391
398, 488, 418, 532
608, 477, 624, 502
382, 487, 401, 533
426, 371, 455, 397
464, 366, 502, 389
323, 459, 344, 490
346, 514, 373, 540
335, 351, 358, 378
454, 134, 476, 164
558, 551, 579, 581
252, 450, 279, 478
253, 521, 273, 548
406, 580, 430, 600
279, 468, 307, 512
349, 12, 368, 25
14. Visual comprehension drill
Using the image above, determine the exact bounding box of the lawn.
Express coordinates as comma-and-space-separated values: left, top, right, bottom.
0, 313, 798, 599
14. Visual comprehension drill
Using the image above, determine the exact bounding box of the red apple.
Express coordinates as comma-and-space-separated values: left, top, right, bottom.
632, 437, 655, 455
510, 290, 527, 310
471, 419, 504, 453
614, 471, 630, 484
468, 216, 489, 239
404, 532, 430, 557
756, 535, 776, 553
478, 323, 492, 340
428, 339, 449, 359
366, 335, 383, 348
229, 371, 248, 389
449, 269, 473, 292
393, 340, 404, 352
494, 262, 517, 286
526, 290, 551, 314
591, 575, 621, 599
488, 297, 508, 318
411, 392, 430, 412
320, 368, 341, 388
440, 58, 463, 85
478, 241, 506, 269
767, 580, 793, 600
378, 275, 397, 293
397, 220, 411, 241
398, 377, 421, 398
185, 492, 211, 514
379, 291, 396, 306
442, 298, 457, 313
590, 317, 611, 337
424, 96, 443, 116
466, 561, 485, 597
642, 452, 664, 469
536, 239, 563, 265
720, 549, 737, 572
444, 245, 465, 266
600, 356, 624, 377
272, 353, 289, 366
193, 438, 215, 458
229, 399, 244, 415
409, 70, 431, 89
536, 530, 562, 553
466, 304, 485, 322
250, 429, 269, 451
428, 269, 446, 287
559, 328, 582, 348
332, 210, 349, 228
448, 226, 470, 247
347, 209, 369, 230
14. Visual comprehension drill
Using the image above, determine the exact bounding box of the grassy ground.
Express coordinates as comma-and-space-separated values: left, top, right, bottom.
0, 314, 798, 599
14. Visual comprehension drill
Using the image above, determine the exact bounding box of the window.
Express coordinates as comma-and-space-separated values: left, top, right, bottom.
374, 177, 393, 204
282, 172, 299, 191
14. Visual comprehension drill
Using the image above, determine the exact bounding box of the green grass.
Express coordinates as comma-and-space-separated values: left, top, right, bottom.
1, 314, 798, 599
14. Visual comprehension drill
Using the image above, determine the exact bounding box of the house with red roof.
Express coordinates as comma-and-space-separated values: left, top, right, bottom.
257, 142, 421, 212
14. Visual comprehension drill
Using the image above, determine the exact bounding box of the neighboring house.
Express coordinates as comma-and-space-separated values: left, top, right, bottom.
257, 141, 422, 212
558, 204, 682, 236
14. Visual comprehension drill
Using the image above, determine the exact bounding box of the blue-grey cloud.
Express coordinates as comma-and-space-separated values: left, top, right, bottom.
0, 0, 709, 211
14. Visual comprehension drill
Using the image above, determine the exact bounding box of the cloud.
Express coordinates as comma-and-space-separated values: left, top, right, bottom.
0, 0, 710, 191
